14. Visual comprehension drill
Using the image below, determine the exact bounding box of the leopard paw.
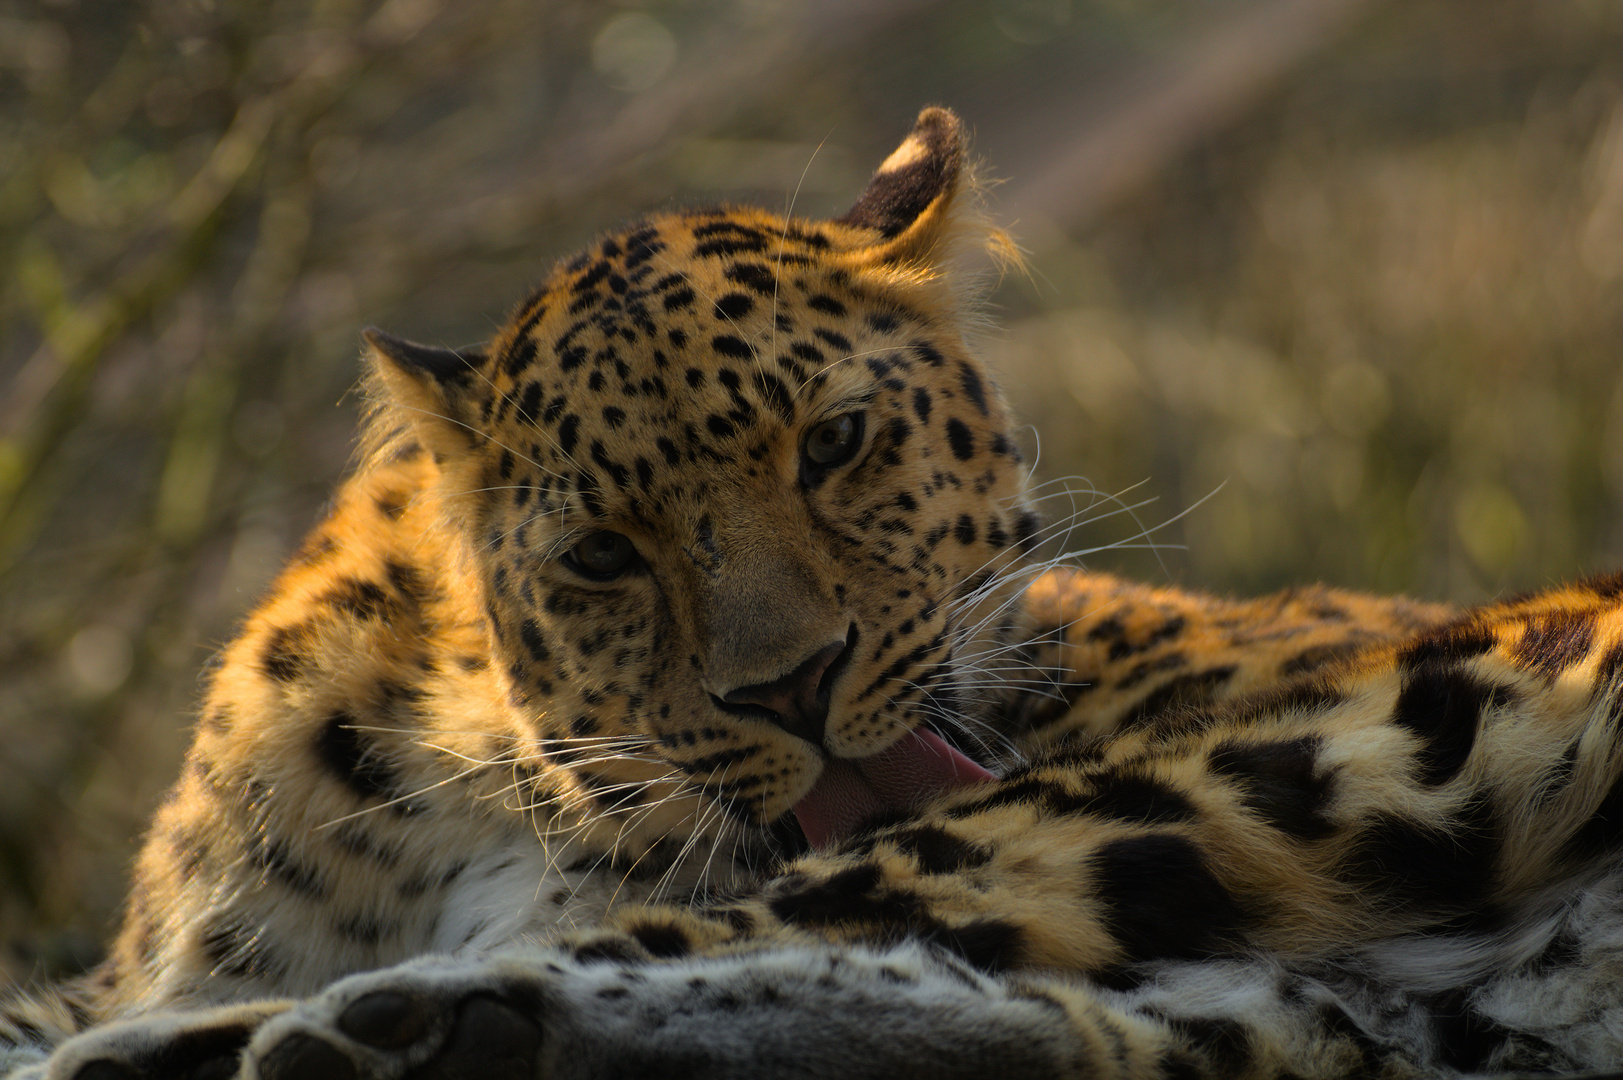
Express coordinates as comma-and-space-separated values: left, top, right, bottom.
243, 955, 549, 1080
38, 1002, 291, 1080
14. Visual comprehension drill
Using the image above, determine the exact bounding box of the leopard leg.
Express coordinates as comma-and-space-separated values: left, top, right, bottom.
239, 944, 1128, 1080
233, 941, 1458, 1080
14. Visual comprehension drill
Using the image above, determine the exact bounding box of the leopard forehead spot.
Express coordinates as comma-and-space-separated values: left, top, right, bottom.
480, 217, 964, 501
489, 221, 892, 492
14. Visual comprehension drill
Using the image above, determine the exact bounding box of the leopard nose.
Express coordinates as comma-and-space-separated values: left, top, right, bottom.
715, 637, 851, 747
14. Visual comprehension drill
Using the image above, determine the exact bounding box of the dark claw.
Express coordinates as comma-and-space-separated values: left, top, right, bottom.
340, 991, 434, 1050
72, 1063, 143, 1080
258, 1033, 358, 1080
185, 1055, 242, 1080
408, 996, 540, 1080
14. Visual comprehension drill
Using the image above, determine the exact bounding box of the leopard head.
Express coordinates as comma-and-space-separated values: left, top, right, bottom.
368, 108, 1039, 850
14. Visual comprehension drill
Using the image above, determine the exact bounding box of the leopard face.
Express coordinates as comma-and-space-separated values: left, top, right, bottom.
370, 110, 1038, 841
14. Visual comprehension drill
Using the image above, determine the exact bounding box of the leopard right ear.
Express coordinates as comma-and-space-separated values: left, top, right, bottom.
364, 327, 487, 456
837, 106, 970, 265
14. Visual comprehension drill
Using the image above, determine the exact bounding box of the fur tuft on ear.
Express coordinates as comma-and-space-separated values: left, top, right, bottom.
363, 327, 487, 462
838, 107, 967, 240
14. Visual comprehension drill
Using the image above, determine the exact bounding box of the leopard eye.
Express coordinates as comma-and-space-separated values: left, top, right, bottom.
803, 412, 864, 468
563, 531, 638, 580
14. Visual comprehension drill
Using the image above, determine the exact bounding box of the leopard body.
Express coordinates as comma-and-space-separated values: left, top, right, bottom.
6, 108, 1621, 1080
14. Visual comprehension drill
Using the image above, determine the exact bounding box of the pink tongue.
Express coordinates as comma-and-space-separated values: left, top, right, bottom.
791, 728, 996, 849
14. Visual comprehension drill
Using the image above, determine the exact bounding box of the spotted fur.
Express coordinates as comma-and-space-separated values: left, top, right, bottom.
7, 109, 1621, 1079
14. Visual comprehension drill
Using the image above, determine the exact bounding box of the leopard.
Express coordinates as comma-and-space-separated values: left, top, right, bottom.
6, 106, 1623, 1079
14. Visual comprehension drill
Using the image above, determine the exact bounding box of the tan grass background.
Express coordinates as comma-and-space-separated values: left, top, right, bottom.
2, 0, 1620, 984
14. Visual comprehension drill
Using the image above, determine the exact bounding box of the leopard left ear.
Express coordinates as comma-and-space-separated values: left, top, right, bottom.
838, 106, 969, 263
364, 327, 487, 455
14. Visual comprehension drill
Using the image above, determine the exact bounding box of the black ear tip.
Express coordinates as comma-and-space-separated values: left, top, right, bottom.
838, 106, 969, 239
908, 106, 966, 158
360, 326, 399, 359
364, 327, 482, 385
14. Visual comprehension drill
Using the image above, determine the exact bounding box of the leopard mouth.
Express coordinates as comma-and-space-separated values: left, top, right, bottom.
790, 726, 996, 849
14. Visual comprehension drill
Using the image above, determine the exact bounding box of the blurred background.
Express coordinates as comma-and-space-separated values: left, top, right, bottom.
2, 0, 1620, 984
